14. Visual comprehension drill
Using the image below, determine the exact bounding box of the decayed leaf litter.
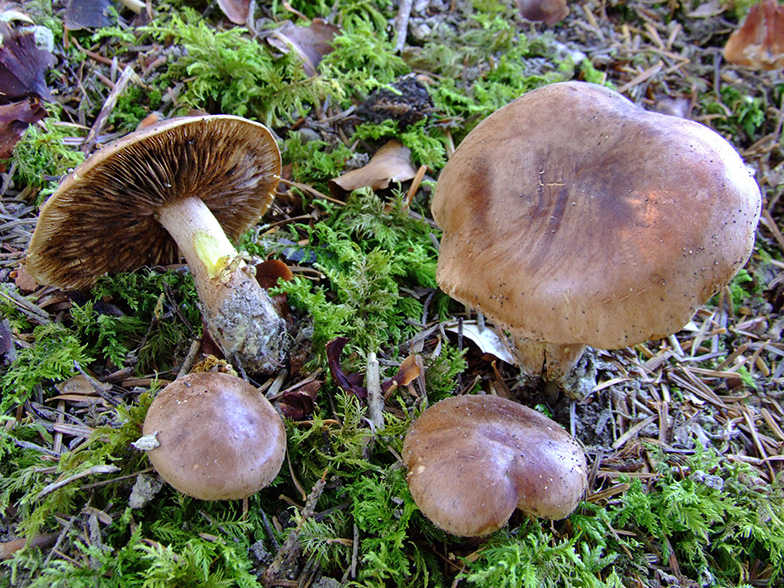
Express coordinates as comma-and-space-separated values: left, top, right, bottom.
0, 0, 782, 585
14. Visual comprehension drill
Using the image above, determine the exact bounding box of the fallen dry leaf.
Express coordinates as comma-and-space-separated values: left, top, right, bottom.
277, 380, 321, 420
326, 336, 421, 399
0, 21, 56, 102
64, 0, 113, 30
217, 0, 250, 25
516, 0, 569, 26
266, 19, 340, 76
12, 263, 40, 292
724, 0, 784, 70
444, 322, 516, 364
0, 21, 54, 161
329, 140, 418, 198
0, 98, 47, 160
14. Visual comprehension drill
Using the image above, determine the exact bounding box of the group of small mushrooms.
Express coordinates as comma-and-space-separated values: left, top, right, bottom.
24, 81, 761, 535
26, 115, 290, 500
404, 81, 761, 535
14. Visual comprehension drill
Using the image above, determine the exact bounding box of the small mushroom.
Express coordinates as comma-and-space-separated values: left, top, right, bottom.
26, 115, 288, 373
403, 395, 587, 537
142, 371, 286, 500
432, 82, 761, 394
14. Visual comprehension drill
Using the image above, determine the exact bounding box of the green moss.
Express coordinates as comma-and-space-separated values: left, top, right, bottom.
281, 133, 354, 189
0, 322, 92, 413
6, 119, 85, 204
460, 521, 621, 588
702, 86, 767, 142
611, 445, 784, 584
262, 188, 438, 358
108, 85, 163, 134
142, 10, 340, 126
347, 468, 441, 587
319, 18, 409, 100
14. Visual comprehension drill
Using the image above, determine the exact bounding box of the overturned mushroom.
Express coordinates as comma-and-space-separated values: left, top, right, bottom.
403, 395, 587, 537
26, 115, 289, 373
142, 371, 286, 500
432, 82, 761, 396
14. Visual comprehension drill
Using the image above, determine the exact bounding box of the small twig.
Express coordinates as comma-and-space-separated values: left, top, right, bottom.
0, 286, 50, 324
279, 178, 346, 206
263, 470, 329, 585
366, 352, 384, 432
393, 0, 414, 52
0, 533, 59, 561
176, 339, 202, 379
36, 464, 121, 501
81, 65, 136, 154
611, 415, 657, 450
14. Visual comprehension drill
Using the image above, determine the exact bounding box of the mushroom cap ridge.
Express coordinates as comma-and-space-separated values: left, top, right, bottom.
143, 371, 286, 501
432, 82, 762, 349
403, 395, 588, 537
27, 115, 281, 290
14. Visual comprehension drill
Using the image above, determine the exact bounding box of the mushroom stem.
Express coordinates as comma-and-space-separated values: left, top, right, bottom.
509, 332, 586, 387
156, 196, 288, 373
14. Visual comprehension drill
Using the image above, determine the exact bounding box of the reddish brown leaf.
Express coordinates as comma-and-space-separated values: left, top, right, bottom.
0, 22, 56, 103
381, 354, 420, 394
277, 380, 320, 420
327, 336, 422, 400
327, 337, 368, 398
0, 98, 47, 160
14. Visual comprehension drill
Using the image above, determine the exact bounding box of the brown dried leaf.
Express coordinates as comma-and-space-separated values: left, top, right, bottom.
724, 0, 784, 70
267, 19, 340, 76
0, 534, 58, 561
12, 263, 40, 292
329, 140, 418, 198
0, 98, 47, 160
277, 380, 320, 420
0, 22, 56, 102
380, 354, 420, 394
327, 336, 422, 399
217, 0, 250, 25
64, 0, 113, 30
327, 337, 368, 398
516, 0, 569, 26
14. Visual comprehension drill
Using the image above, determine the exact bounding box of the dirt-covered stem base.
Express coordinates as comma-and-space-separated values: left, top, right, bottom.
156, 196, 288, 373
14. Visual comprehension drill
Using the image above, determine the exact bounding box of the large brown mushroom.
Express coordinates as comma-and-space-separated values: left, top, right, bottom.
26, 115, 288, 373
403, 395, 587, 537
432, 82, 761, 395
142, 371, 286, 500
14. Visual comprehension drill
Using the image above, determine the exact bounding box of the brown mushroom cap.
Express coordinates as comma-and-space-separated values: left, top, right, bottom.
403, 395, 587, 537
432, 82, 761, 352
143, 371, 286, 501
26, 115, 281, 290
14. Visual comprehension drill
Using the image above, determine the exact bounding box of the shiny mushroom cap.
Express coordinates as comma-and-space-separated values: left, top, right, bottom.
143, 371, 286, 501
432, 82, 761, 352
26, 115, 281, 290
403, 395, 588, 537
